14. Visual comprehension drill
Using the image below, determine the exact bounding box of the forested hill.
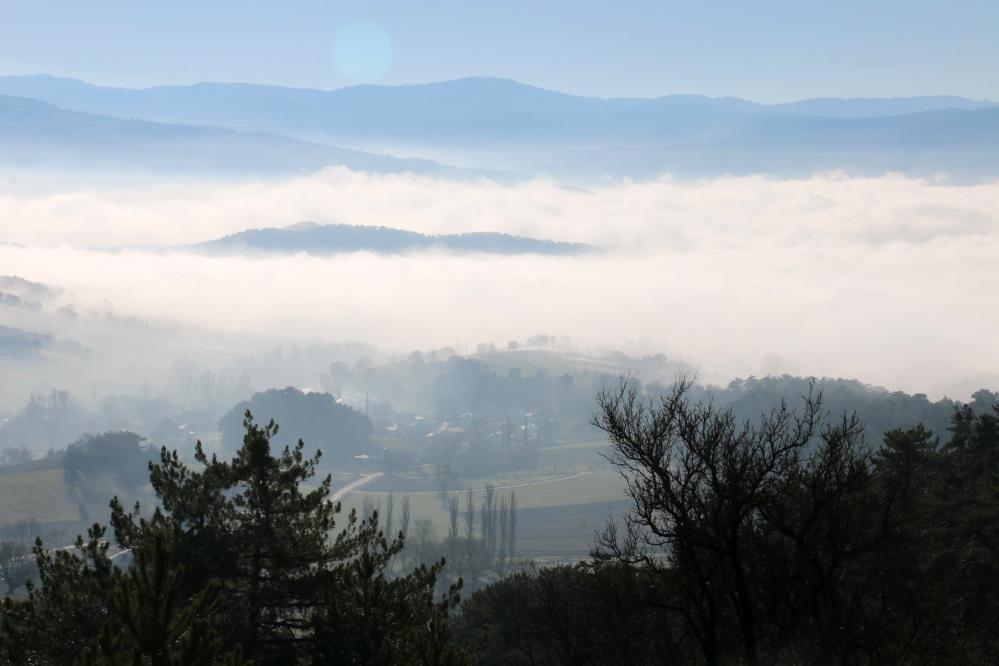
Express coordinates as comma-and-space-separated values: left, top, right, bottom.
191, 222, 590, 256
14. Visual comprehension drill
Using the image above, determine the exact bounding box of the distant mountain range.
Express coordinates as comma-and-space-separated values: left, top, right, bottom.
191, 222, 589, 256
1, 74, 997, 180
0, 94, 482, 177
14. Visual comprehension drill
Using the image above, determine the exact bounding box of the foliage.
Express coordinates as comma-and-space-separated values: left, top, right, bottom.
459, 562, 679, 665
2, 411, 466, 664
80, 531, 244, 666
0, 539, 34, 594
111, 410, 462, 663
218, 387, 373, 460
1, 525, 117, 663
63, 430, 156, 499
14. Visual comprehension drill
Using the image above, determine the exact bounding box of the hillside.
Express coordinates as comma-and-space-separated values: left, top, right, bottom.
192, 222, 590, 256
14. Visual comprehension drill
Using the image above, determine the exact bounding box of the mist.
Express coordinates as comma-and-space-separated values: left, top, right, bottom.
2, 168, 997, 399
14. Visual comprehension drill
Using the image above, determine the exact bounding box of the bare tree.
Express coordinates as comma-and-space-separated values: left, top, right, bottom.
399, 496, 411, 542
361, 496, 378, 524
434, 463, 458, 506
480, 483, 497, 566
384, 491, 395, 539
447, 495, 461, 576
593, 376, 822, 666
464, 489, 478, 583
507, 491, 517, 567
497, 495, 509, 574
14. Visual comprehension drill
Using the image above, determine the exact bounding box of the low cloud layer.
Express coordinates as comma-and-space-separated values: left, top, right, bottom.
2, 169, 997, 399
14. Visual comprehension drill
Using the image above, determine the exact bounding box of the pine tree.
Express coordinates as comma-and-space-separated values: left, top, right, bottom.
106, 411, 463, 663
0, 525, 117, 663
80, 531, 244, 666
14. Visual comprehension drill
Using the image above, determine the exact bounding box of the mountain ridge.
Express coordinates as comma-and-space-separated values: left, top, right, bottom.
2, 75, 998, 180
0, 94, 492, 178
191, 222, 590, 256
2, 73, 994, 111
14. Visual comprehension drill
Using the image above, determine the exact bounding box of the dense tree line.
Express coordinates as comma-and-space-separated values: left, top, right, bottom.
678, 375, 990, 448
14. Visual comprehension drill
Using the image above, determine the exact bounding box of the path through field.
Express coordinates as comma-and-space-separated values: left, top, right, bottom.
331, 472, 384, 502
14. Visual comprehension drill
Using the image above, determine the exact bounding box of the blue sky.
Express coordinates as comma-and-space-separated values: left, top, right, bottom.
1, 0, 996, 101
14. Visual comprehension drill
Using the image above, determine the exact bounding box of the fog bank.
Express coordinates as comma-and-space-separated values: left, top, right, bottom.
2, 170, 997, 398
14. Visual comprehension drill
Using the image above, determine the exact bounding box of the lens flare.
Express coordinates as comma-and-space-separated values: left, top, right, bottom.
332, 20, 392, 82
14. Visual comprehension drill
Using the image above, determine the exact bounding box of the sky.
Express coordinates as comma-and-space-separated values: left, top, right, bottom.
1, 1, 997, 102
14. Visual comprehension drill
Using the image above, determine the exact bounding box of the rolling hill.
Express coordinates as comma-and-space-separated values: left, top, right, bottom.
192, 222, 590, 256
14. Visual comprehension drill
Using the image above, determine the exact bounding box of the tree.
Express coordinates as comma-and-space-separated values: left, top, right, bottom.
0, 539, 34, 595
0, 389, 82, 453
934, 399, 999, 658
63, 431, 156, 502
593, 377, 929, 664
0, 525, 117, 664
107, 411, 464, 663
112, 412, 350, 658
81, 531, 244, 666
435, 462, 459, 505
217, 387, 372, 460
458, 563, 681, 665
0, 446, 32, 467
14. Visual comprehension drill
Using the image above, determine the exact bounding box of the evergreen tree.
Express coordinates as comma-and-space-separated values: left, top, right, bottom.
1, 525, 117, 664
80, 531, 244, 666
107, 411, 464, 663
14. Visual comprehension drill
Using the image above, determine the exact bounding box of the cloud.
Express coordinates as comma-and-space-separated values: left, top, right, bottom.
3, 168, 998, 250
1, 169, 997, 399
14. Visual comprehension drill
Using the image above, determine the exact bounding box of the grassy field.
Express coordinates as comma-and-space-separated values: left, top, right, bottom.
0, 468, 79, 525
338, 464, 629, 560
515, 500, 631, 558
0, 439, 631, 561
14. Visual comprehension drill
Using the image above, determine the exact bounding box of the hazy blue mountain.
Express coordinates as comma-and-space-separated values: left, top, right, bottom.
509, 106, 999, 180
2, 75, 993, 144
0, 75, 757, 144
2, 75, 997, 179
0, 94, 473, 176
192, 222, 589, 256
772, 96, 995, 118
